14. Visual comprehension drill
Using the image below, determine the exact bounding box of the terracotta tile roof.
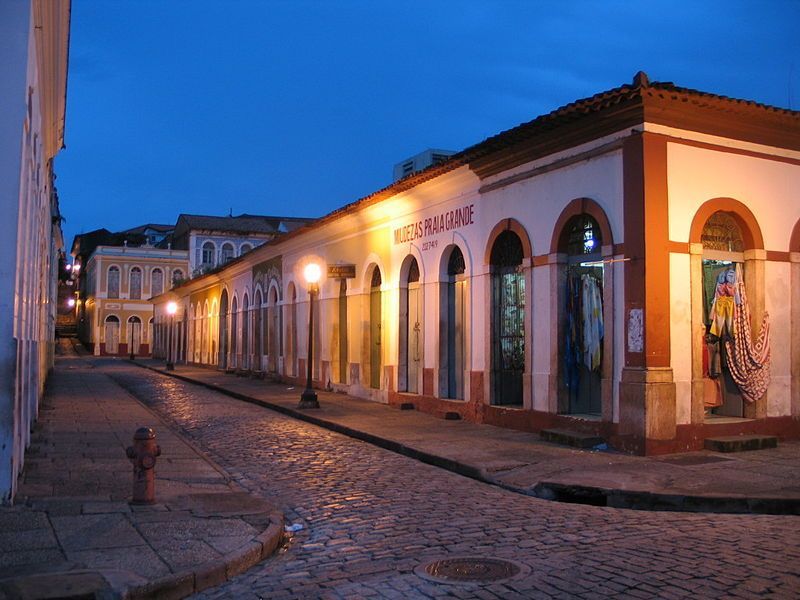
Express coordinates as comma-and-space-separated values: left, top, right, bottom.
175, 72, 799, 288
175, 213, 314, 235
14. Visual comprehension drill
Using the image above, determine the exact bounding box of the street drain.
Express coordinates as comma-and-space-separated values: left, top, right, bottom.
415, 557, 528, 584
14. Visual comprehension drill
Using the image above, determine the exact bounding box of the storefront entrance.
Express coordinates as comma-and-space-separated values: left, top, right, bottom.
491, 231, 525, 406
562, 214, 604, 416
370, 268, 382, 389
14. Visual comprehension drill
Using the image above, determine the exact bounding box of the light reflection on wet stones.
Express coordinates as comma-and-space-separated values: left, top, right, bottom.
100, 362, 800, 600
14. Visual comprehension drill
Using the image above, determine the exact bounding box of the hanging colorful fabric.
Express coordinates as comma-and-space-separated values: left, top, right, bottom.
724, 264, 770, 404
581, 274, 603, 371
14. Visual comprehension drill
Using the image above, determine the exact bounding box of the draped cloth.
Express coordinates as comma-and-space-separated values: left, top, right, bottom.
724, 264, 770, 404
581, 274, 604, 371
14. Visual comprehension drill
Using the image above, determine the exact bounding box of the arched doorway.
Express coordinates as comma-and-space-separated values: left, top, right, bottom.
231, 296, 239, 368
440, 247, 465, 399
104, 315, 120, 354
698, 211, 751, 418
148, 317, 154, 355
288, 283, 297, 377
219, 290, 229, 369
268, 286, 280, 374
561, 214, 604, 415
210, 300, 218, 365
254, 288, 263, 371
128, 316, 142, 355
241, 294, 250, 369
201, 301, 209, 363
490, 231, 525, 405
192, 304, 200, 363
399, 256, 421, 394
370, 267, 382, 389
337, 278, 348, 384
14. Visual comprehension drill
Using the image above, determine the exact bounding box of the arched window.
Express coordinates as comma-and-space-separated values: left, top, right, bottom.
107, 266, 120, 298
171, 269, 183, 286
202, 241, 215, 267
151, 268, 164, 297
221, 243, 235, 264
561, 214, 603, 415
130, 267, 142, 300
240, 243, 252, 255
490, 231, 524, 406
104, 315, 120, 354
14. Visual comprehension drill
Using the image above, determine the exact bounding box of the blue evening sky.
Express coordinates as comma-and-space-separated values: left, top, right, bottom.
56, 0, 800, 251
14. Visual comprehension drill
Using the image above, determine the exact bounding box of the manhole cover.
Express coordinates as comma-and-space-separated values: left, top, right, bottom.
415, 557, 528, 584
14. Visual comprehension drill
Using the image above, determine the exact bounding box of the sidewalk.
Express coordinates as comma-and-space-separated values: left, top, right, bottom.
138, 358, 800, 516
0, 341, 283, 600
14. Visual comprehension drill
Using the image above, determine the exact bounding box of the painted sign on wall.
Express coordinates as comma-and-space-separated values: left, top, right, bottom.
392, 203, 475, 245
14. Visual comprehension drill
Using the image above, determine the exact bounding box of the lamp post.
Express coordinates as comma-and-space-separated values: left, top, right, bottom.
298, 262, 321, 409
166, 301, 177, 371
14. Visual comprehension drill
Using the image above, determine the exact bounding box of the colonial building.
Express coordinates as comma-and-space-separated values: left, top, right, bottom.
171, 213, 313, 278
0, 0, 70, 503
71, 227, 188, 357
155, 73, 800, 455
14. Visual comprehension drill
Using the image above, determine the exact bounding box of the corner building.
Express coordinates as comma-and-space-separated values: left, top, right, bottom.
156, 73, 800, 454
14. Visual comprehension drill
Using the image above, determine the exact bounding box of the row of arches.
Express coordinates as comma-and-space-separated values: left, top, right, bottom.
161, 197, 798, 421
106, 265, 183, 299
184, 284, 286, 374
199, 240, 253, 269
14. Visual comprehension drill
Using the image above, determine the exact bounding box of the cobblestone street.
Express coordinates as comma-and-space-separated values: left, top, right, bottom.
104, 361, 800, 599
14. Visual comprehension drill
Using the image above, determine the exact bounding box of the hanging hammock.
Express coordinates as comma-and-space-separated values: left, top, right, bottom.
724, 265, 770, 404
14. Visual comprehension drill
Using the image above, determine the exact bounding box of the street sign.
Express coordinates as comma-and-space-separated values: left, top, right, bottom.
327, 264, 356, 279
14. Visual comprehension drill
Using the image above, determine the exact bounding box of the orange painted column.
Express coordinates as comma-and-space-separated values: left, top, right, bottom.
619, 132, 676, 453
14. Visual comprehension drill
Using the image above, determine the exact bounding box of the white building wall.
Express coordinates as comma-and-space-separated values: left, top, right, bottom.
0, 0, 68, 504
667, 141, 800, 420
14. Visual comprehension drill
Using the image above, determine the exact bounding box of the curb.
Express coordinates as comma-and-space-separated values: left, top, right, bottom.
125, 508, 284, 599
133, 362, 800, 516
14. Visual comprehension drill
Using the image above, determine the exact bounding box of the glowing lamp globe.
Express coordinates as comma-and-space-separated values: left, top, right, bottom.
304, 263, 321, 284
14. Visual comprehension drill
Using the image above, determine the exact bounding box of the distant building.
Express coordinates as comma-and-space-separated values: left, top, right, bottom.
170, 213, 314, 278
393, 148, 456, 182
71, 227, 188, 356
0, 0, 70, 504
120, 223, 174, 247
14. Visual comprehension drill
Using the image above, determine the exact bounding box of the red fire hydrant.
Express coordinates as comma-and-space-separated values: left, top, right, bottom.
126, 427, 161, 504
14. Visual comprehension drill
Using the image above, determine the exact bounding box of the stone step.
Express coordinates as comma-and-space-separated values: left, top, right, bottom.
540, 428, 605, 449
705, 435, 778, 453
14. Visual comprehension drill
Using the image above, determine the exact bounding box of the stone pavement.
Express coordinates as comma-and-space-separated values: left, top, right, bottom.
109, 361, 800, 599
137, 358, 800, 516
0, 340, 283, 600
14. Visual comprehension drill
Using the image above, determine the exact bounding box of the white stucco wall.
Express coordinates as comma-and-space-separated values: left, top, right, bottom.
0, 0, 67, 504
667, 141, 800, 419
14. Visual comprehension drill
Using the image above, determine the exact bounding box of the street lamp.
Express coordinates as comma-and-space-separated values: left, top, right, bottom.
166, 301, 177, 371
298, 262, 321, 409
